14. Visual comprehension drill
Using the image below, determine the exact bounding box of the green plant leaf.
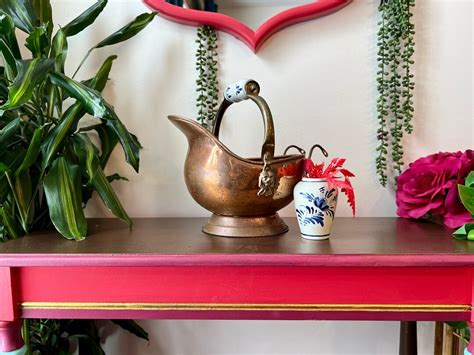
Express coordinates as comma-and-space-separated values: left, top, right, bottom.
41, 102, 85, 169
0, 58, 54, 110
50, 29, 67, 72
0, 38, 17, 80
458, 184, 474, 215
0, 12, 21, 59
13, 170, 32, 231
94, 12, 156, 49
43, 156, 87, 240
25, 25, 50, 57
107, 173, 128, 183
95, 123, 118, 167
0, 203, 23, 239
48, 72, 140, 171
92, 166, 131, 226
69, 334, 104, 355
73, 12, 156, 76
0, 0, 39, 33
32, 0, 53, 36
0, 117, 20, 147
0, 161, 8, 172
112, 320, 148, 341
452, 223, 474, 240
48, 72, 107, 117
89, 55, 117, 92
446, 321, 468, 330
16, 127, 42, 175
104, 110, 141, 172
465, 171, 474, 188
3, 170, 29, 231
72, 133, 99, 182
62, 0, 108, 37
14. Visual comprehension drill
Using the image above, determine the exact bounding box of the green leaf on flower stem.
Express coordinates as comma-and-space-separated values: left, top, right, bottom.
16, 127, 42, 175
465, 171, 474, 188
32, 0, 53, 37
62, 0, 107, 37
0, 12, 21, 59
92, 166, 132, 226
0, 0, 39, 33
0, 59, 54, 110
452, 223, 474, 240
458, 185, 474, 215
43, 157, 87, 240
48, 72, 141, 172
25, 25, 50, 57
72, 133, 99, 183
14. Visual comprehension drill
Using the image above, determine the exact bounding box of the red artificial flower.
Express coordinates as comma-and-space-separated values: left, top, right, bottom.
303, 157, 356, 216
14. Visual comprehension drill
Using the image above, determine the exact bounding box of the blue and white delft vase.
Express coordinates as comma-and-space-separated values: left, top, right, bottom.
294, 178, 338, 240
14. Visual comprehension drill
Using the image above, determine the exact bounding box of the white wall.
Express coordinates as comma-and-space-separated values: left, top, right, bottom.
52, 0, 473, 354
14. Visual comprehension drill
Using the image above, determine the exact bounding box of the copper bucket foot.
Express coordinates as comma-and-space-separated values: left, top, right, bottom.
203, 214, 288, 238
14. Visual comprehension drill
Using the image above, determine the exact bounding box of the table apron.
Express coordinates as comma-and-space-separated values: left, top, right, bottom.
6, 266, 474, 321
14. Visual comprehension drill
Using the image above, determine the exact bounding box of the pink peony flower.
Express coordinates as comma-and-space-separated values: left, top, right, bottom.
443, 150, 474, 228
396, 150, 474, 228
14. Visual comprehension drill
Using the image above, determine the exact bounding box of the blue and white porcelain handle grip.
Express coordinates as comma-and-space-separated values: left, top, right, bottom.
223, 79, 260, 103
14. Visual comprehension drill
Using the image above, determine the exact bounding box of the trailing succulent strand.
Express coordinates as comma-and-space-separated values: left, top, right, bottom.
376, 0, 415, 186
195, 25, 219, 130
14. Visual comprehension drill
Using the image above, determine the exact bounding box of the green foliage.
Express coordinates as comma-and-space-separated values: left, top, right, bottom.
376, 0, 415, 186
453, 171, 474, 240
25, 319, 149, 355
0, 1, 155, 352
0, 0, 155, 242
446, 321, 470, 345
195, 25, 219, 130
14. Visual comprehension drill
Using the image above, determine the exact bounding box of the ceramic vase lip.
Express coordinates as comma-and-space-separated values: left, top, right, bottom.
301, 177, 328, 182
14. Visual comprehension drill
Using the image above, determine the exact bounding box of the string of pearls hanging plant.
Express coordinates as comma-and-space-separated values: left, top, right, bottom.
196, 25, 219, 130
376, 0, 416, 186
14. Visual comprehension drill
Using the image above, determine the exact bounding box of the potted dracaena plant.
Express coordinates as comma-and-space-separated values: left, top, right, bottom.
0, 0, 155, 352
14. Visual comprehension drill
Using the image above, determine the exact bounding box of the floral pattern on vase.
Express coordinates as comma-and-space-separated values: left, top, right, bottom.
294, 178, 338, 240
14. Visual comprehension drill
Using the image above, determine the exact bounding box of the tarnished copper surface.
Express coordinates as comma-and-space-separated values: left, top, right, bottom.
169, 116, 304, 237
203, 214, 288, 238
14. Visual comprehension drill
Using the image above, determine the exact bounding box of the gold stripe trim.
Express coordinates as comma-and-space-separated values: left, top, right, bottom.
21, 302, 471, 313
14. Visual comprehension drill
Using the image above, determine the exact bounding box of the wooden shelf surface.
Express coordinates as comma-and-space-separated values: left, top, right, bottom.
1, 218, 473, 267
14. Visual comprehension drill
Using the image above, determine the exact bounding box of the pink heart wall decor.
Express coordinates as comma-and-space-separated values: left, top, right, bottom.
144, 0, 353, 52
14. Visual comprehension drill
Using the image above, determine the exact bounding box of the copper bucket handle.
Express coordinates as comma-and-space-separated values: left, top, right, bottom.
213, 80, 276, 197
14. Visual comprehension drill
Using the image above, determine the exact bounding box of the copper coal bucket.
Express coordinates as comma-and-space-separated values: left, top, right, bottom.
169, 80, 304, 237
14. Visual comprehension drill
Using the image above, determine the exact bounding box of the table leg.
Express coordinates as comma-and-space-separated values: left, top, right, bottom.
399, 321, 417, 355
0, 320, 25, 355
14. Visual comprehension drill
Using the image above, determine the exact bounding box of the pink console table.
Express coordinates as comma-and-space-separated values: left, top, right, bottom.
1, 218, 474, 354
